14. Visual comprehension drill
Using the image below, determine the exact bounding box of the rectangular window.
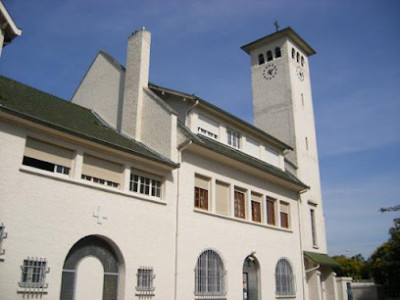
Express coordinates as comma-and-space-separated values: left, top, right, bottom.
130, 171, 162, 198
280, 202, 290, 229
194, 175, 210, 210
215, 181, 230, 216
19, 258, 48, 288
23, 138, 73, 175
234, 188, 246, 219
264, 146, 280, 167
251, 201, 261, 222
311, 209, 318, 247
246, 137, 259, 158
198, 114, 219, 139
251, 193, 262, 223
227, 129, 241, 149
82, 155, 122, 188
267, 197, 276, 226
136, 267, 154, 293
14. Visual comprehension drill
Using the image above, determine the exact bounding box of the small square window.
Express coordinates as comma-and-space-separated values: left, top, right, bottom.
19, 258, 48, 289
136, 267, 155, 294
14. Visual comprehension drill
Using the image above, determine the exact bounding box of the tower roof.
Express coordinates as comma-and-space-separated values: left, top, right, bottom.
241, 27, 316, 56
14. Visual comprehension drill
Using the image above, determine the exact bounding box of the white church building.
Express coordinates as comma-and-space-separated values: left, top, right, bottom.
0, 27, 340, 300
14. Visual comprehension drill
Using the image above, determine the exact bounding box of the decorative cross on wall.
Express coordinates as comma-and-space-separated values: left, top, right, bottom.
93, 206, 108, 225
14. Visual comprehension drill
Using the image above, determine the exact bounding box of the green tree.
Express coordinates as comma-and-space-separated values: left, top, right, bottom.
369, 219, 400, 296
333, 254, 369, 280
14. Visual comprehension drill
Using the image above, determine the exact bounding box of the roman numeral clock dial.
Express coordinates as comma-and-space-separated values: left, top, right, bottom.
262, 63, 277, 80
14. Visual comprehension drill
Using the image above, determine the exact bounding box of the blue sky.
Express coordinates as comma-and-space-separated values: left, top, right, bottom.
1, 0, 399, 258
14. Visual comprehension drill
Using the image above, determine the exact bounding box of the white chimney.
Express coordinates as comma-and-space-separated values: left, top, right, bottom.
121, 28, 151, 140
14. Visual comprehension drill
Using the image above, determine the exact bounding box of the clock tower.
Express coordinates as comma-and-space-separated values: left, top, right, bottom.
242, 27, 327, 253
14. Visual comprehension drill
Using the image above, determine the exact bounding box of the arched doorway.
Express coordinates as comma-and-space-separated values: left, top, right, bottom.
243, 255, 260, 300
60, 236, 120, 300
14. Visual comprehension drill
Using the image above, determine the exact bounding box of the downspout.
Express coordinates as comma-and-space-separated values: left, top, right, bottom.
305, 264, 321, 274
174, 140, 192, 300
298, 187, 309, 300
185, 98, 199, 128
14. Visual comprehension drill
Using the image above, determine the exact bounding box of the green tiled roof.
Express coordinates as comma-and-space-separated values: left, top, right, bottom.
178, 122, 307, 190
304, 251, 340, 267
0, 76, 177, 167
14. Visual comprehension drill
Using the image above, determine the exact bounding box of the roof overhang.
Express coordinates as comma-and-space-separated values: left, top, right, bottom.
0, 2, 22, 44
241, 27, 316, 56
304, 251, 339, 267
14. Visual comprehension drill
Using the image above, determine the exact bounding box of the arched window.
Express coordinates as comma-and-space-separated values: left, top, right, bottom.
258, 54, 265, 65
275, 47, 281, 58
301, 56, 305, 66
291, 48, 295, 59
195, 250, 225, 296
275, 258, 295, 296
266, 50, 273, 62
296, 52, 300, 63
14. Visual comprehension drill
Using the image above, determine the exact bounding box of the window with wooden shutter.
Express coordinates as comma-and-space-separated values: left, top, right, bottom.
251, 193, 262, 223
280, 202, 290, 229
234, 188, 246, 219
23, 137, 73, 175
81, 155, 122, 188
215, 181, 230, 216
194, 175, 210, 210
267, 197, 276, 226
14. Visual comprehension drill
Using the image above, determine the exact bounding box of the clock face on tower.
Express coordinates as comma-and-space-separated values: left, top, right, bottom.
263, 63, 277, 80
296, 66, 304, 81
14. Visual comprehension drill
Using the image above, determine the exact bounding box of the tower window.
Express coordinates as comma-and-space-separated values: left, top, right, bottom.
275, 47, 281, 58
291, 48, 295, 59
301, 56, 305, 66
258, 54, 265, 65
305, 137, 309, 151
301, 93, 304, 107
266, 50, 273, 62
296, 52, 300, 63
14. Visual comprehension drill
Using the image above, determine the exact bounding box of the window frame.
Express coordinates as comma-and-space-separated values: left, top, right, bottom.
194, 187, 209, 210
275, 47, 282, 58
266, 50, 273, 61
194, 249, 225, 297
227, 129, 241, 149
258, 53, 265, 65
267, 197, 276, 226
280, 202, 290, 229
234, 188, 246, 219
130, 170, 162, 199
310, 208, 318, 247
19, 258, 48, 289
251, 200, 262, 223
275, 258, 295, 296
136, 267, 155, 294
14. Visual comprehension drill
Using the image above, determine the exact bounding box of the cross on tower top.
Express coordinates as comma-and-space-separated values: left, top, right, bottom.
274, 20, 280, 32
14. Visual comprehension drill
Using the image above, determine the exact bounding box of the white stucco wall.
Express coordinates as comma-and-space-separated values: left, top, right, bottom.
175, 150, 305, 299
140, 88, 178, 162
0, 120, 177, 299
72, 52, 125, 130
